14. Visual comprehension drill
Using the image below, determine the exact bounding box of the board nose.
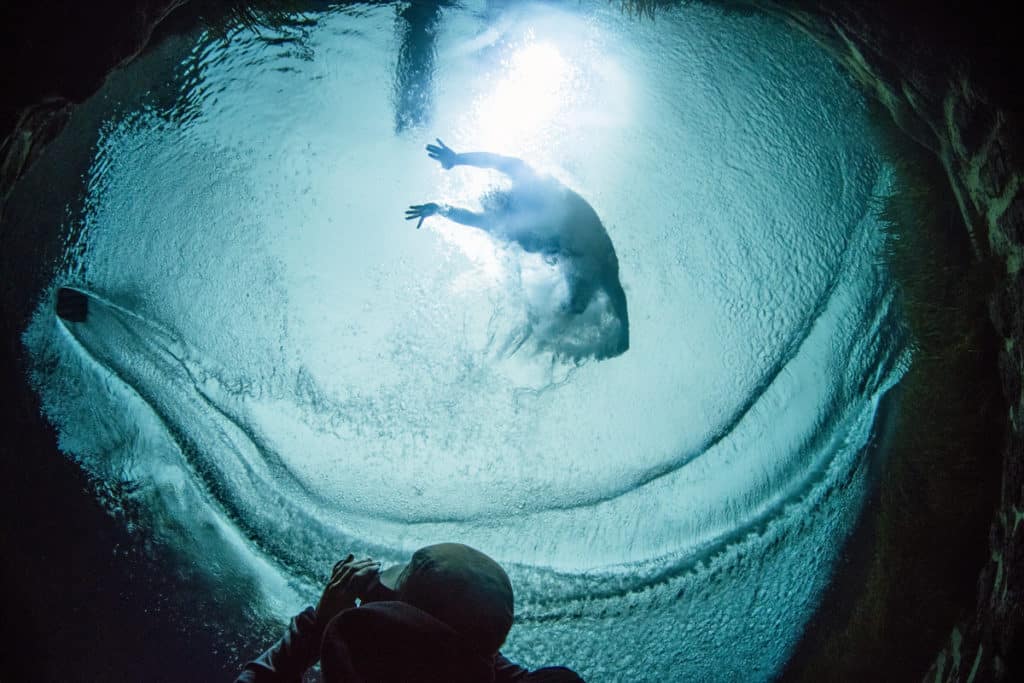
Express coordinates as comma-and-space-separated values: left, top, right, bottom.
55, 287, 89, 323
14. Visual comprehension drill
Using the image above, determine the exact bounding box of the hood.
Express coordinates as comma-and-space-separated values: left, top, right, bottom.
320, 601, 497, 683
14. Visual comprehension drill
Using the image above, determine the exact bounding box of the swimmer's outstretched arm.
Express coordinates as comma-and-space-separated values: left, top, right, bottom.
405, 202, 492, 231
427, 139, 534, 181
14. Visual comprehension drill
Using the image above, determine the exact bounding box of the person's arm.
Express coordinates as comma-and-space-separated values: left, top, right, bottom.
405, 203, 493, 231
235, 556, 381, 683
427, 139, 535, 181
234, 607, 322, 683
493, 653, 586, 683
450, 152, 532, 179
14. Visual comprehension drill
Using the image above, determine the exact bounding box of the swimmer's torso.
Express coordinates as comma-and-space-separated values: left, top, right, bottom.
483, 176, 616, 270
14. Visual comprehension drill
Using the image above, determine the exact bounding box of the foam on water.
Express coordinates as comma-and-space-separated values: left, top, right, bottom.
22, 1, 909, 679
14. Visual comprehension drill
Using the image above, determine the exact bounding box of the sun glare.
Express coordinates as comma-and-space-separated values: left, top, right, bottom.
473, 40, 577, 148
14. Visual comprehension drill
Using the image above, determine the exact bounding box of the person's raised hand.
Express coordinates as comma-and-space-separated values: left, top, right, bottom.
426, 138, 457, 170
405, 202, 441, 229
315, 555, 380, 631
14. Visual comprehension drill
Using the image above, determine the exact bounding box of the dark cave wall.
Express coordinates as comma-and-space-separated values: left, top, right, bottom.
0, 1, 188, 213
0, 1, 1020, 680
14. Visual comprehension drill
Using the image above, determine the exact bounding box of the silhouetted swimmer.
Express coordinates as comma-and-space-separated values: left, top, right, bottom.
407, 139, 629, 360
55, 287, 88, 323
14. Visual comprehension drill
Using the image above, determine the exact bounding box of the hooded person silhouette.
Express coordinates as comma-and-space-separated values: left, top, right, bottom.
236, 543, 584, 682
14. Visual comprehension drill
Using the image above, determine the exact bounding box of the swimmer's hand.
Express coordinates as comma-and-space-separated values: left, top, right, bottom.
406, 202, 442, 229
315, 555, 380, 632
426, 138, 457, 170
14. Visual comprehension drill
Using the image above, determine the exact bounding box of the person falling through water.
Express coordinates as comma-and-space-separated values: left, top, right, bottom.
406, 139, 629, 361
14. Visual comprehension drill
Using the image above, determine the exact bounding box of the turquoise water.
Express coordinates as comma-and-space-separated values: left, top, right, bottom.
23, 2, 908, 679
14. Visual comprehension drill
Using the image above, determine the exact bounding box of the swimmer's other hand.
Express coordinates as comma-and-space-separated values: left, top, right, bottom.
426, 138, 457, 170
405, 202, 441, 229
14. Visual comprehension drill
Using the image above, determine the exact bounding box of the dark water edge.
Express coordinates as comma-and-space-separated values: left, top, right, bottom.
0, 363, 245, 682
0, 28, 269, 677
778, 379, 904, 681
0, 286, 263, 681
781, 339, 1001, 681
780, 101, 1004, 680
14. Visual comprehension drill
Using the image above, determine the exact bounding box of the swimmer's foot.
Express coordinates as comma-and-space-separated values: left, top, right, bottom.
56, 287, 88, 323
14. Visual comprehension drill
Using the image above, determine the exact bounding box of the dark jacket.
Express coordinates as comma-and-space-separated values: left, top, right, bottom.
235, 603, 583, 683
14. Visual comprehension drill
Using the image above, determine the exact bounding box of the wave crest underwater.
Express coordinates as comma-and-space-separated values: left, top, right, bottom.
23, 1, 910, 679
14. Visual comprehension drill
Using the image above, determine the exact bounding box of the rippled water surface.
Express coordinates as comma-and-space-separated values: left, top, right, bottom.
22, 1, 908, 679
